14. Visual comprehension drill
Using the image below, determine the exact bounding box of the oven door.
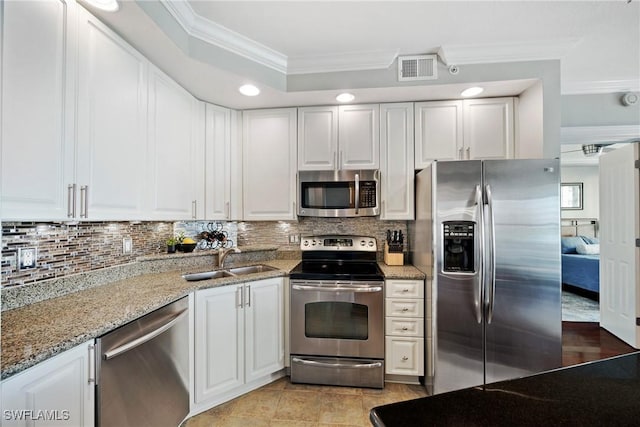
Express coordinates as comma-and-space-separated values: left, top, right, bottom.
290, 280, 384, 358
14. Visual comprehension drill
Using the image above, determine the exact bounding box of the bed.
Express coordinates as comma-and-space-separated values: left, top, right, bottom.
561, 219, 600, 295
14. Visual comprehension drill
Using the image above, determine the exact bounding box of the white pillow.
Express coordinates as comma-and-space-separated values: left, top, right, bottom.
576, 242, 600, 255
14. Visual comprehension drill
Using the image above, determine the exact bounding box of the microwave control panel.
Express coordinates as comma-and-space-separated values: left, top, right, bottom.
359, 181, 377, 208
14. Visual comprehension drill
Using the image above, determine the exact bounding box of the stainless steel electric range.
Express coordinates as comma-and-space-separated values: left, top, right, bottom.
289, 235, 385, 389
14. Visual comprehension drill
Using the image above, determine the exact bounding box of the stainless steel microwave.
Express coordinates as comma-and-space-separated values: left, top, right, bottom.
298, 170, 380, 217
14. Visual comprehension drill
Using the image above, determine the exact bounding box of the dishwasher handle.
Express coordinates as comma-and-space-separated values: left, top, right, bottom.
103, 308, 188, 360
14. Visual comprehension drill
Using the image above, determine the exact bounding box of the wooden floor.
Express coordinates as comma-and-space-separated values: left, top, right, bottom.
562, 321, 637, 366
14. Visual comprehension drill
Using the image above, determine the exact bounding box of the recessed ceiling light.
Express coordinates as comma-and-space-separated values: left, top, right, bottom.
461, 87, 484, 97
336, 93, 355, 103
239, 84, 260, 96
83, 0, 119, 12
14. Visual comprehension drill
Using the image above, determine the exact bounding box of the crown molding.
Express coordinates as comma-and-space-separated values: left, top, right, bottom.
561, 125, 640, 145
161, 0, 288, 73
437, 38, 581, 66
288, 50, 399, 75
562, 79, 640, 95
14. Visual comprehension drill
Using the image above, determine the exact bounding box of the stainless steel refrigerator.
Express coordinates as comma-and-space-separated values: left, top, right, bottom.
410, 159, 562, 395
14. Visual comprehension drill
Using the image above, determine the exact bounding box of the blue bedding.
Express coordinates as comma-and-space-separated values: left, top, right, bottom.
560, 236, 600, 294
562, 253, 600, 293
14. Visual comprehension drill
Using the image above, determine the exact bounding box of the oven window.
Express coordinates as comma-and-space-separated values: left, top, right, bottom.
300, 182, 354, 209
304, 301, 368, 340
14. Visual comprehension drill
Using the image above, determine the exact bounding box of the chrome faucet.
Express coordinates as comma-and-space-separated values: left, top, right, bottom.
217, 247, 241, 268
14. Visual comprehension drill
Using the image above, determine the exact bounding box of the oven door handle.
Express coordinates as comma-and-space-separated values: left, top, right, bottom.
291, 357, 383, 369
292, 284, 382, 292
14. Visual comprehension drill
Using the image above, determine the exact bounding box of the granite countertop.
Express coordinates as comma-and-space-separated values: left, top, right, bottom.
378, 263, 428, 280
2, 254, 423, 381
370, 352, 640, 426
1, 258, 299, 380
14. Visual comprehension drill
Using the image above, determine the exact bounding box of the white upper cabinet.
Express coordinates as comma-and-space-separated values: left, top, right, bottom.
1, 0, 77, 220
463, 97, 514, 160
414, 100, 464, 167
380, 103, 415, 220
297, 106, 339, 170
414, 98, 515, 168
338, 105, 380, 169
205, 104, 232, 220
76, 7, 149, 220
147, 65, 204, 220
242, 108, 297, 220
298, 104, 379, 170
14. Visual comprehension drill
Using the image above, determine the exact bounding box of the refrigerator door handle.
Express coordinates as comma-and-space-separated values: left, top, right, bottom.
474, 184, 484, 324
485, 184, 497, 324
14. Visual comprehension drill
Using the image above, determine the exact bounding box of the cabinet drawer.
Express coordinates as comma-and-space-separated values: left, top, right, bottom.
385, 317, 424, 337
385, 336, 424, 376
385, 280, 424, 299
385, 298, 424, 317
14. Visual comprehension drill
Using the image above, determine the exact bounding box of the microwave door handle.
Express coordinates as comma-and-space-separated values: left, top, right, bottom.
354, 173, 360, 214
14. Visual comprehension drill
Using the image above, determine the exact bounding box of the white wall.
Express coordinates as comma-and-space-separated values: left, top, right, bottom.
561, 165, 599, 219
517, 80, 544, 158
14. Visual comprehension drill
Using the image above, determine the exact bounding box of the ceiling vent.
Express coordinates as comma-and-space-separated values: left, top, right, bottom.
398, 55, 438, 82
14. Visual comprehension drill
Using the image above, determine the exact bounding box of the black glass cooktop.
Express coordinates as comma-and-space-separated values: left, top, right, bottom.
289, 260, 384, 281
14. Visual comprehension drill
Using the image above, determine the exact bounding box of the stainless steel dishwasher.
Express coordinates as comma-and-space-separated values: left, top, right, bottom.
96, 297, 189, 427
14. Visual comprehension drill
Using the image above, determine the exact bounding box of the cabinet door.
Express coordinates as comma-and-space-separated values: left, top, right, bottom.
205, 104, 231, 220
297, 106, 338, 170
194, 285, 244, 403
338, 104, 380, 169
1, 341, 95, 427
380, 103, 414, 220
245, 278, 284, 382
147, 66, 201, 220
385, 336, 424, 376
1, 0, 76, 220
76, 8, 148, 220
414, 100, 463, 167
242, 109, 297, 220
463, 98, 514, 160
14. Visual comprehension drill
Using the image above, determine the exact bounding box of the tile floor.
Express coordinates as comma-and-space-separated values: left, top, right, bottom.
182, 378, 428, 427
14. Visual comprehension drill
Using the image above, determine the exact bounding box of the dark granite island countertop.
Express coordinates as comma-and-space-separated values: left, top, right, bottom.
371, 352, 640, 426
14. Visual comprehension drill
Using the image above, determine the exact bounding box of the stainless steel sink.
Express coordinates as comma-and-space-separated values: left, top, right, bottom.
182, 264, 278, 281
182, 270, 235, 281
226, 264, 278, 276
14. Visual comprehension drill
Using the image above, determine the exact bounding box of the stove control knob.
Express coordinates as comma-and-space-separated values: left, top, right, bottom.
360, 240, 366, 246
303, 240, 309, 247
368, 240, 374, 247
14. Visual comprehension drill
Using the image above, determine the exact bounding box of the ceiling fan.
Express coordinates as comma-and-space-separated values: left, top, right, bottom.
561, 143, 621, 157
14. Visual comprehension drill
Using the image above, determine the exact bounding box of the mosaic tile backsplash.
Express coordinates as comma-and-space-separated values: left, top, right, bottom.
1, 218, 406, 288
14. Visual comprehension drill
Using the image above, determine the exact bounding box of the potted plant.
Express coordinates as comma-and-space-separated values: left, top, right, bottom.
175, 232, 185, 252
166, 237, 177, 254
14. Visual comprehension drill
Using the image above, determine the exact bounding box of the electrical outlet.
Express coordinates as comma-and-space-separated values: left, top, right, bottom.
122, 237, 133, 254
289, 234, 300, 244
18, 247, 37, 270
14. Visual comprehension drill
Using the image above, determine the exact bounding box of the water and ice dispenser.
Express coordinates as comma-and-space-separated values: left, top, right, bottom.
442, 221, 475, 273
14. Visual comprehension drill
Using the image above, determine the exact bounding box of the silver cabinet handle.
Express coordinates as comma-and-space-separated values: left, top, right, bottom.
245, 285, 251, 308
333, 151, 337, 168
401, 327, 409, 331
458, 147, 463, 160
237, 286, 243, 308
67, 184, 76, 218
466, 147, 471, 159
402, 356, 409, 361
103, 309, 188, 360
88, 344, 96, 384
192, 200, 197, 219
225, 202, 230, 219
292, 357, 382, 369
401, 307, 409, 312
80, 185, 88, 218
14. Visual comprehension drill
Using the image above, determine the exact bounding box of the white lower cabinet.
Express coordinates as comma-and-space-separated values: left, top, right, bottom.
385, 279, 425, 380
1, 341, 95, 427
193, 278, 284, 409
